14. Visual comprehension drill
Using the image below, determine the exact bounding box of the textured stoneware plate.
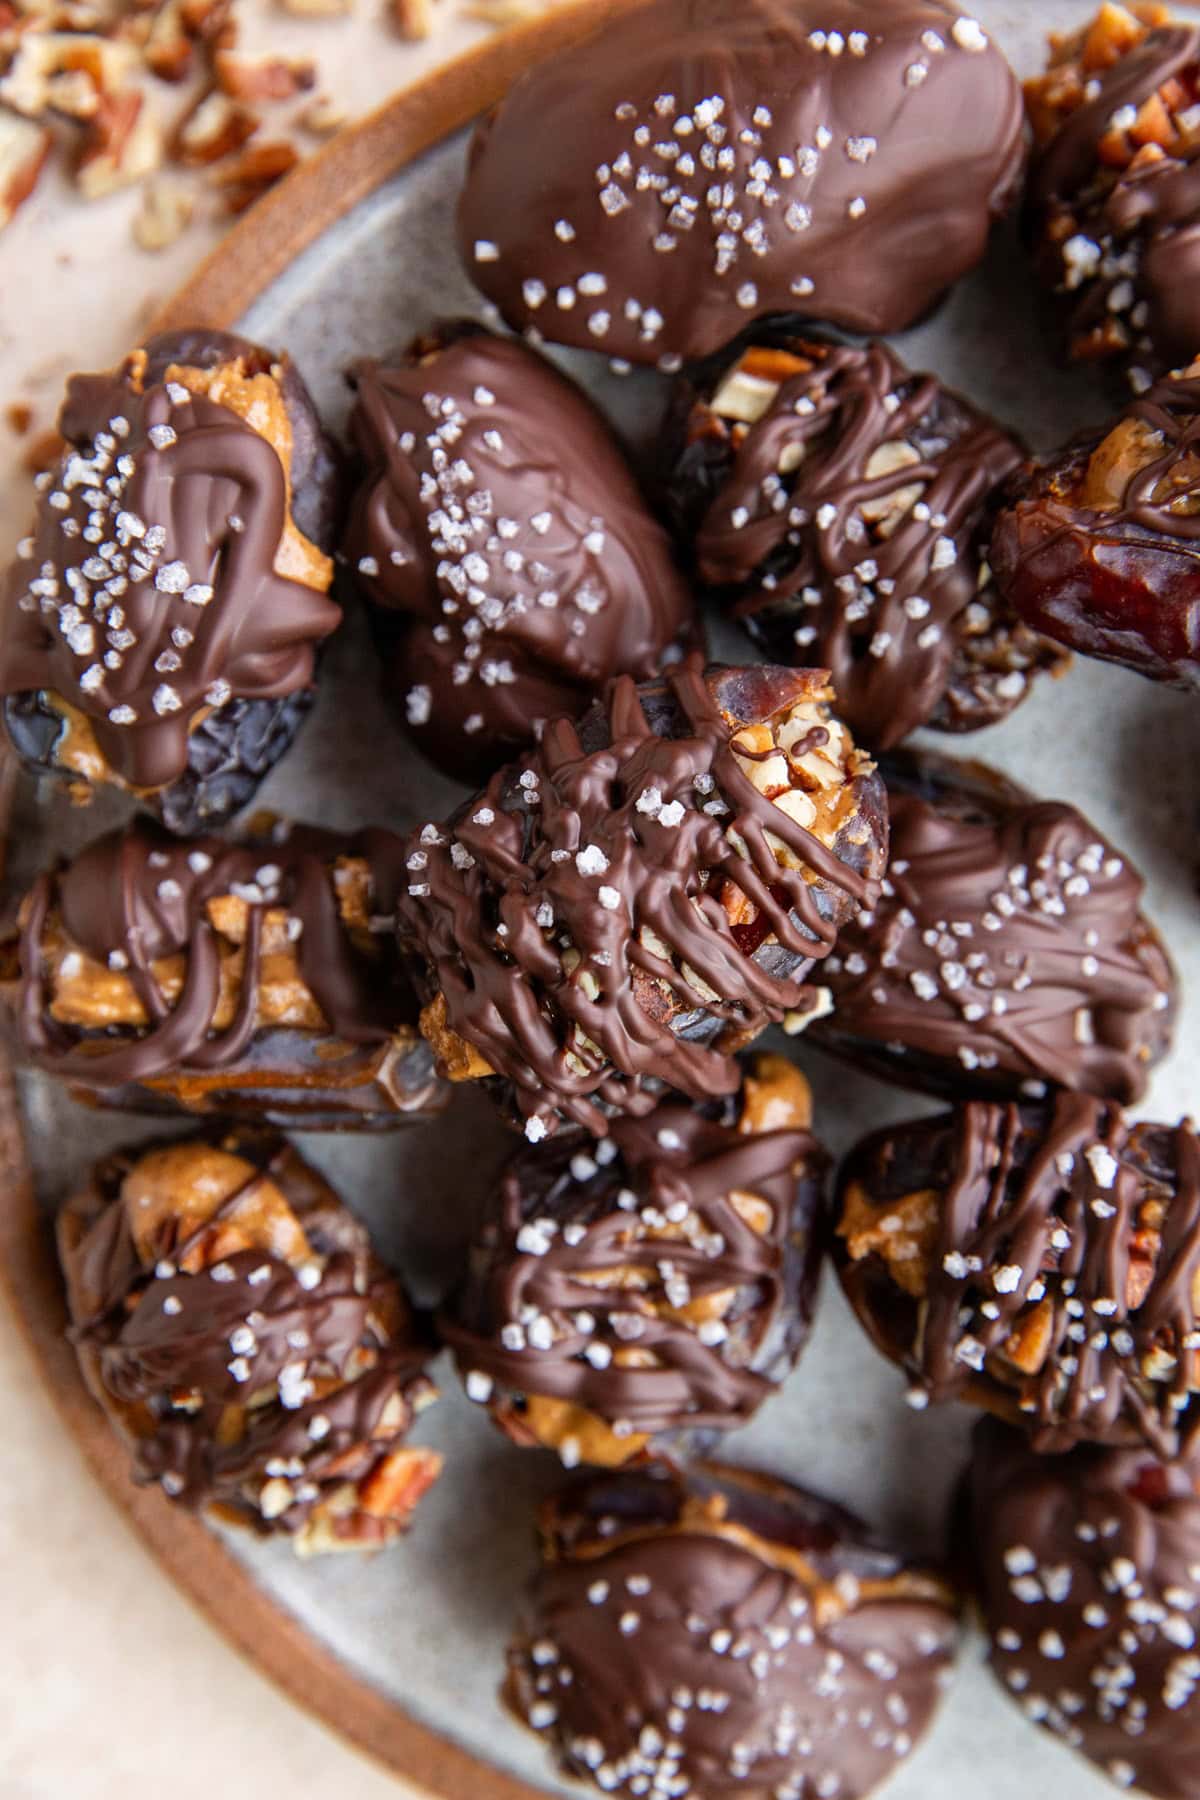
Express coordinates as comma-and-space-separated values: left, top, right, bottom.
4, 2, 1200, 1796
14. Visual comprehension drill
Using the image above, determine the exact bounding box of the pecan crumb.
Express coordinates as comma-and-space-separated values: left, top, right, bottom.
211, 138, 299, 213
132, 172, 193, 248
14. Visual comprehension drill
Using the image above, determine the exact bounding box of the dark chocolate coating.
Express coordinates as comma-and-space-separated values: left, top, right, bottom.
10, 815, 448, 1127
440, 1058, 826, 1461
664, 333, 1061, 747
967, 1417, 1200, 1800
139, 329, 343, 554
810, 751, 1176, 1104
2, 684, 317, 838
508, 1459, 958, 1799
837, 1095, 1200, 1458
457, 0, 1025, 367
1028, 22, 1200, 378
397, 657, 888, 1139
991, 363, 1200, 688
58, 1128, 439, 1545
342, 323, 698, 782
0, 328, 341, 811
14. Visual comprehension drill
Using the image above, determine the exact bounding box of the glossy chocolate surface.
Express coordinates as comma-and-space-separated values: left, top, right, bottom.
457, 0, 1025, 365
810, 751, 1176, 1103
0, 329, 340, 799
58, 1128, 439, 1547
11, 815, 446, 1124
398, 657, 887, 1139
343, 323, 697, 781
968, 1417, 1200, 1800
441, 1057, 826, 1462
838, 1095, 1200, 1457
508, 1459, 958, 1798
665, 333, 1060, 747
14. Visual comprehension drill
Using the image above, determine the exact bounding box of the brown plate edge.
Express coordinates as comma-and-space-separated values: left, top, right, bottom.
0, 4, 655, 1795
152, 0, 647, 334
0, 1044, 549, 1800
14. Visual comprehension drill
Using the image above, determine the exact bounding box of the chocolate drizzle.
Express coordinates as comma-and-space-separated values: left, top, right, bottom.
457, 0, 1025, 365
669, 337, 1036, 747
968, 1419, 1200, 1800
59, 1130, 438, 1538
18, 817, 417, 1086
843, 1097, 1200, 1457
1028, 24, 1200, 375
812, 752, 1176, 1103
0, 336, 340, 791
991, 363, 1200, 685
441, 1067, 825, 1449
508, 1460, 958, 1800
398, 657, 886, 1137
343, 325, 696, 779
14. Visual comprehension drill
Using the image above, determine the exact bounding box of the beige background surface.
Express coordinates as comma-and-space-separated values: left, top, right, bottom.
0, 7, 526, 1795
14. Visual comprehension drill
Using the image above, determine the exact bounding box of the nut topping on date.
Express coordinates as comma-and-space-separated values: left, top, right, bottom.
441, 1056, 826, 1467
1025, 4, 1200, 379
665, 335, 1065, 747
991, 360, 1200, 687
837, 1095, 1200, 1457
397, 656, 887, 1141
58, 1128, 442, 1554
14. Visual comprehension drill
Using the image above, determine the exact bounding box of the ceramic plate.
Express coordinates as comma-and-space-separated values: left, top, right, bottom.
4, 3, 1200, 1795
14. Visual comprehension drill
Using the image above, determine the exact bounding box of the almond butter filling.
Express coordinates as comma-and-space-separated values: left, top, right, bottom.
165, 358, 332, 593
837, 1180, 941, 1301
121, 1142, 311, 1271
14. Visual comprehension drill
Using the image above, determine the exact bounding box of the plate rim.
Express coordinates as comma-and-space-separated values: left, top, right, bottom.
0, 4, 648, 1796
152, 0, 645, 337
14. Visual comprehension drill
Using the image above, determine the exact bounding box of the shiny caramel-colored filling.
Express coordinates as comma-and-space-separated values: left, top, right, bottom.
738, 1053, 813, 1134
837, 1179, 940, 1301
29, 856, 374, 1036
122, 1142, 311, 1271
546, 1485, 955, 1628
1081, 370, 1200, 512
840, 1175, 1189, 1387
507, 1056, 811, 1464
420, 991, 495, 1082
107, 1136, 438, 1552
165, 358, 332, 594
1025, 4, 1176, 151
